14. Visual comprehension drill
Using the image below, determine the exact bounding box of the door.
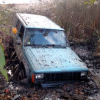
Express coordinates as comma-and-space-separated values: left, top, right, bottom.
15, 20, 25, 61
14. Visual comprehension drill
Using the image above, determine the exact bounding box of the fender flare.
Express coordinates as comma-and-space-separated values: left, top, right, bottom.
22, 58, 30, 79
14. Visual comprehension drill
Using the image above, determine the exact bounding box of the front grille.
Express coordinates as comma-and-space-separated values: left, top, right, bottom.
44, 72, 81, 82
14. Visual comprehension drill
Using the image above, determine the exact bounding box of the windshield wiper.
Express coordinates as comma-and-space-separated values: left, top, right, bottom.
44, 44, 55, 46
54, 45, 66, 48
25, 44, 43, 47
25, 44, 66, 48
44, 44, 66, 48
25, 44, 32, 46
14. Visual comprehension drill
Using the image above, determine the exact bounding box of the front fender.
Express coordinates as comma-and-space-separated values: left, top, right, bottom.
22, 58, 30, 79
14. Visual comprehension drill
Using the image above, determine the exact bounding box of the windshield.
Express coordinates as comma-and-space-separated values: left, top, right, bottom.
24, 28, 68, 47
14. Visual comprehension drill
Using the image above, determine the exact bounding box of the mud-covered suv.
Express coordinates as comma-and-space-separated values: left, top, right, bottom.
12, 13, 89, 87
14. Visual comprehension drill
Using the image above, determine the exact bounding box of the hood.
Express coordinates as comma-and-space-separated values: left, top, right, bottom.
24, 47, 88, 73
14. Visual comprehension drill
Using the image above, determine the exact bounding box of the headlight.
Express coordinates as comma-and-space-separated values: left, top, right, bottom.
35, 74, 44, 79
81, 72, 87, 77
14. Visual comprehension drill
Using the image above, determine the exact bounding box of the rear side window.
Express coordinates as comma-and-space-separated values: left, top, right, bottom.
15, 19, 25, 40
19, 25, 25, 40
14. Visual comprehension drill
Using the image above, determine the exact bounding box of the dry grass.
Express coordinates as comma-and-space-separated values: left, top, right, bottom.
25, 0, 100, 42
0, 0, 100, 42
51, 0, 100, 41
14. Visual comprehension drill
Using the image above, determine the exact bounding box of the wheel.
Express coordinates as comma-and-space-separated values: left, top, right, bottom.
12, 63, 26, 81
18, 68, 26, 80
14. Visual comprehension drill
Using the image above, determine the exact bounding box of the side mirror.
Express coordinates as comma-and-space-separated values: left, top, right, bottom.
16, 38, 21, 45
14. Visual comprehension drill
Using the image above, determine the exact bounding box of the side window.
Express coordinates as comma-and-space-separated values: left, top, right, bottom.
19, 25, 24, 40
15, 20, 25, 40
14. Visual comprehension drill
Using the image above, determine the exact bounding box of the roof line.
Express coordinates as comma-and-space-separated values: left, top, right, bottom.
16, 13, 64, 30
25, 27, 64, 30
18, 13, 27, 26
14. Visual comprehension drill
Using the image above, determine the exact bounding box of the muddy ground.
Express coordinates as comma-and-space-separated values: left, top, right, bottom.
0, 38, 100, 100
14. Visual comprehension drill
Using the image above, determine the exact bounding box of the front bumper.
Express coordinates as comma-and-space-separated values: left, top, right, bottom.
34, 72, 88, 87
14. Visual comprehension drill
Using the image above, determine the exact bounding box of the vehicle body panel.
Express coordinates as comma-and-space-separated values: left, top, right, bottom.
24, 47, 88, 73
11, 13, 89, 86
16, 13, 64, 30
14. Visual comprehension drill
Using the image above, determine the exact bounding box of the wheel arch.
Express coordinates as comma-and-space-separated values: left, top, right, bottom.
22, 58, 30, 79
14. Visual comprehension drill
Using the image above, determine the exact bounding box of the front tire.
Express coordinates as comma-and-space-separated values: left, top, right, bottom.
18, 67, 26, 80
13, 63, 26, 81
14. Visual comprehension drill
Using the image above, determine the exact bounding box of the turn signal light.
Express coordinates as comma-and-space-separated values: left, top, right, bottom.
31, 74, 35, 83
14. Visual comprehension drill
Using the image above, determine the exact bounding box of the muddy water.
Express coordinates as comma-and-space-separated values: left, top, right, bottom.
1, 40, 100, 100
71, 42, 100, 100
